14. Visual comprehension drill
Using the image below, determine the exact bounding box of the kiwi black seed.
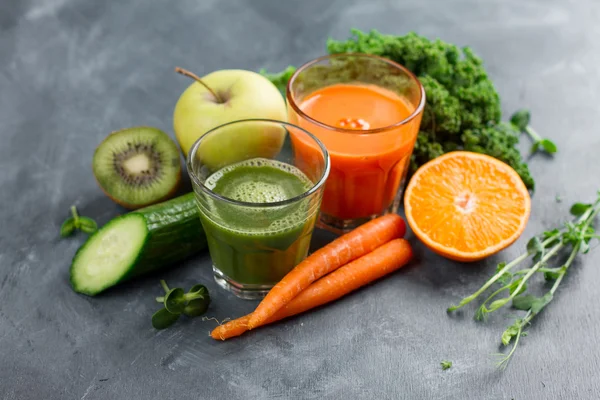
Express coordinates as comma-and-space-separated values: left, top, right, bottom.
92, 127, 182, 209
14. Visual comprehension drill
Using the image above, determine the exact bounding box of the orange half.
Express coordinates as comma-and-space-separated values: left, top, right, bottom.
404, 151, 531, 262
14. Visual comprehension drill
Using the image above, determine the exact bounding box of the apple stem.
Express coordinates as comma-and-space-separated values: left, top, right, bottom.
175, 67, 224, 103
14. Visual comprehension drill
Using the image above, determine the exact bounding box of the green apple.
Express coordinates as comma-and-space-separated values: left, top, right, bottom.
173, 68, 288, 168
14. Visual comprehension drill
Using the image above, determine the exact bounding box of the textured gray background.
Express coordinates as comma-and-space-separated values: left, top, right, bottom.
1, 0, 599, 399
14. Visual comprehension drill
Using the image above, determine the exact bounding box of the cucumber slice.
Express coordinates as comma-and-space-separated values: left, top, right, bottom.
70, 215, 148, 296
70, 193, 207, 296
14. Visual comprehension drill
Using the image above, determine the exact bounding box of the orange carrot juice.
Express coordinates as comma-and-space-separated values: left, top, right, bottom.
289, 81, 423, 225
287, 54, 424, 231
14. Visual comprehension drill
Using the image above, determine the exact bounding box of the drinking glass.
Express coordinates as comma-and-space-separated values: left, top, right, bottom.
187, 119, 329, 299
287, 53, 425, 233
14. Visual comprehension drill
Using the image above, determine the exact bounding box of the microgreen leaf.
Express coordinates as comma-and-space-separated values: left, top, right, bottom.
543, 267, 565, 281
183, 284, 211, 317
540, 139, 557, 154
495, 262, 507, 273
497, 272, 513, 286
543, 229, 560, 240
501, 321, 521, 346
570, 203, 592, 217
530, 142, 540, 154
152, 308, 180, 330
187, 284, 208, 298
512, 295, 538, 311
164, 288, 186, 314
440, 360, 452, 370
526, 237, 544, 256
542, 229, 560, 242
531, 292, 553, 314
183, 302, 209, 317
60, 218, 76, 237
78, 217, 98, 234
512, 292, 553, 314
494, 262, 513, 286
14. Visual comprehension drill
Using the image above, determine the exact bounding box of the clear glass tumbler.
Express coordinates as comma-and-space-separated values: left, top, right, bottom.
287, 53, 425, 233
187, 119, 330, 299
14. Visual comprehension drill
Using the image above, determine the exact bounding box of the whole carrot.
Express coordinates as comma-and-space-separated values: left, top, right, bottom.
212, 238, 413, 340
247, 214, 406, 329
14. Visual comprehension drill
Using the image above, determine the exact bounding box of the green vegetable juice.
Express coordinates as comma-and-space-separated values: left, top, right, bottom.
198, 158, 317, 287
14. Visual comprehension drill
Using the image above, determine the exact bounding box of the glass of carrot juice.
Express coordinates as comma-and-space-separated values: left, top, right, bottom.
286, 53, 425, 233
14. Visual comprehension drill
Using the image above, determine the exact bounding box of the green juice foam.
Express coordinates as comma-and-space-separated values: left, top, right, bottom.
203, 158, 314, 235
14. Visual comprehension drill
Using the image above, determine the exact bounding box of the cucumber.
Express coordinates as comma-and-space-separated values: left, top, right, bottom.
70, 193, 207, 296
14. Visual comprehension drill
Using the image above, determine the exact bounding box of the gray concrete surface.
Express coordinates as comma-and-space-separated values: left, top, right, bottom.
1, 0, 600, 399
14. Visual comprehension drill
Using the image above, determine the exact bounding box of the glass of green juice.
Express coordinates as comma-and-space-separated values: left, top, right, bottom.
187, 119, 330, 299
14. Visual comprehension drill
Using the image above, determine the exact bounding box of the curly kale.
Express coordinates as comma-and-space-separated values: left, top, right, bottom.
261, 29, 534, 189
411, 131, 445, 173
418, 75, 461, 136
463, 123, 535, 190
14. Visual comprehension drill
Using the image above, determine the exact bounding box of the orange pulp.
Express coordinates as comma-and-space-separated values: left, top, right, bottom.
403, 151, 531, 262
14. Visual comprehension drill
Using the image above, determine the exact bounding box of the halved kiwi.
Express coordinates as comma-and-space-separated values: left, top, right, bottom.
93, 127, 182, 209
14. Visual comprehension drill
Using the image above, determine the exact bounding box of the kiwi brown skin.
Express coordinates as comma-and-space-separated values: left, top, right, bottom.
93, 127, 182, 210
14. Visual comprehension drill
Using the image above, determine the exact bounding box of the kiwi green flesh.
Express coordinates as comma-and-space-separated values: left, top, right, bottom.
93, 127, 181, 207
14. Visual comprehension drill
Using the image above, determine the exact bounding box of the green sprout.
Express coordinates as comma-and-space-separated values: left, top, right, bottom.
510, 109, 557, 155
152, 280, 211, 330
60, 206, 97, 237
449, 192, 600, 368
